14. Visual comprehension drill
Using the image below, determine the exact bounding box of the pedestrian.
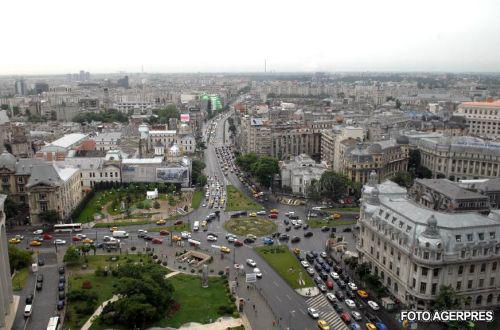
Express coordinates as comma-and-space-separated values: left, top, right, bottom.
253, 304, 255, 310
247, 285, 249, 290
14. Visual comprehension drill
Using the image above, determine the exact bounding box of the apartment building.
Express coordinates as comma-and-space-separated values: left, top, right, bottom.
357, 176, 500, 310
54, 158, 121, 190
238, 117, 272, 157
454, 100, 500, 138
417, 136, 500, 180
92, 132, 122, 151
321, 126, 365, 170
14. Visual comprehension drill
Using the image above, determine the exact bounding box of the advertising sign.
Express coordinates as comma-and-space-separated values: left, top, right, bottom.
180, 114, 190, 122
156, 167, 189, 183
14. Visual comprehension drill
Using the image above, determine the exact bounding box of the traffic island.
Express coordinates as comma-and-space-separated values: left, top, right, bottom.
223, 217, 276, 237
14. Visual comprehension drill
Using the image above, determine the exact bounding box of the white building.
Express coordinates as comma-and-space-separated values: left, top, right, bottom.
281, 154, 327, 196
357, 174, 500, 310
93, 132, 122, 151
37, 133, 88, 160
54, 158, 121, 189
454, 100, 500, 138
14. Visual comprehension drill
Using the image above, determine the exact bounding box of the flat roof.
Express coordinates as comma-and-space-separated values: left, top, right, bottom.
48, 133, 88, 148
461, 100, 500, 107
122, 158, 163, 164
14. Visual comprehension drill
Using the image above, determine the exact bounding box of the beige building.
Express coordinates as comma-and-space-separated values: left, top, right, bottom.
336, 139, 409, 184
27, 164, 83, 224
357, 176, 500, 310
0, 194, 14, 330
454, 100, 500, 138
417, 136, 500, 180
321, 126, 365, 170
238, 117, 272, 157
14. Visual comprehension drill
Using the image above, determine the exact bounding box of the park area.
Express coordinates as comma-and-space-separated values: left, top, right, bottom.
225, 185, 263, 212
223, 216, 276, 237
255, 245, 314, 289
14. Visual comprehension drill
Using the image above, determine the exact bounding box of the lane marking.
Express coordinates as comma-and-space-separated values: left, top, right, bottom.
276, 296, 282, 302
286, 294, 292, 301
273, 281, 280, 287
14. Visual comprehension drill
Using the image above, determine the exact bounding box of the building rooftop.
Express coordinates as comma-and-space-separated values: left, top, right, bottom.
47, 133, 88, 149
460, 100, 500, 107
122, 158, 163, 165
415, 179, 487, 200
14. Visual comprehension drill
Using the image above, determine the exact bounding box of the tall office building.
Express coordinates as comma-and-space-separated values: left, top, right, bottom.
14, 79, 27, 96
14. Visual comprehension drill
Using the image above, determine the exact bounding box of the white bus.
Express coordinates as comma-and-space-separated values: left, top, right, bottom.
47, 316, 60, 330
53, 223, 83, 233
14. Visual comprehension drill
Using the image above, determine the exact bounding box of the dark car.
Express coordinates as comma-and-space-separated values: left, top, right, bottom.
355, 298, 365, 309
313, 276, 322, 285
244, 238, 255, 244
58, 282, 65, 291
291, 236, 301, 243
289, 215, 299, 220
343, 227, 352, 232
37, 274, 43, 283
314, 263, 323, 272
336, 291, 345, 301
346, 290, 356, 299
304, 231, 313, 238
58, 291, 65, 300
36, 282, 43, 291
325, 257, 334, 266
38, 258, 45, 266
366, 313, 380, 323
311, 251, 319, 259
59, 275, 65, 283
302, 224, 309, 230
322, 264, 331, 272
332, 303, 343, 312
96, 242, 104, 248
174, 220, 183, 225
284, 219, 290, 225
25, 294, 33, 304
320, 271, 329, 281
337, 280, 346, 289
279, 234, 290, 241
57, 300, 65, 310
58, 266, 65, 274
333, 265, 343, 274
306, 252, 315, 262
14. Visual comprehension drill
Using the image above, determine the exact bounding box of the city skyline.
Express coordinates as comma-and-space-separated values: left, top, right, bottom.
2, 0, 500, 75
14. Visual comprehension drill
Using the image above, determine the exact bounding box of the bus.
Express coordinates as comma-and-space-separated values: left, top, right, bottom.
47, 316, 60, 330
53, 223, 82, 233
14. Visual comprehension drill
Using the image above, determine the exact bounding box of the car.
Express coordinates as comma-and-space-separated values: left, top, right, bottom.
302, 224, 309, 230
249, 212, 257, 217
304, 231, 313, 238
159, 230, 170, 236
25, 294, 33, 304
368, 301, 379, 310
345, 299, 356, 308
54, 239, 66, 245
308, 307, 320, 319
220, 246, 231, 253
374, 322, 388, 330
57, 300, 65, 310
365, 313, 380, 324
318, 284, 327, 292
174, 220, 183, 225
58, 266, 65, 274
33, 229, 43, 235
36, 282, 42, 291
321, 226, 330, 232
346, 290, 356, 299
285, 226, 292, 232
307, 267, 315, 276
326, 292, 337, 303
314, 276, 322, 285
234, 239, 243, 246
227, 236, 236, 243
8, 238, 21, 244
246, 259, 257, 267
83, 238, 94, 244
59, 275, 65, 283
33, 236, 43, 242
300, 260, 310, 268
156, 219, 166, 225
326, 279, 334, 290
246, 234, 257, 240
29, 240, 41, 246
332, 303, 343, 312
152, 238, 163, 244
42, 233, 53, 240
330, 271, 340, 280
109, 226, 118, 232
338, 280, 346, 289
324, 257, 334, 266
365, 323, 377, 330
279, 234, 290, 241
348, 282, 358, 291
351, 311, 362, 321
320, 251, 328, 258
340, 312, 351, 323
244, 237, 255, 244
172, 235, 182, 242
181, 231, 192, 239
317, 319, 330, 330
253, 267, 262, 278
38, 258, 45, 266
322, 264, 331, 272
357, 290, 369, 298
207, 235, 217, 241
72, 235, 82, 242
336, 291, 345, 301
257, 210, 266, 215
314, 263, 323, 272
58, 282, 65, 291
15, 234, 24, 240
350, 323, 361, 330
320, 271, 329, 281
144, 235, 153, 241
262, 237, 274, 245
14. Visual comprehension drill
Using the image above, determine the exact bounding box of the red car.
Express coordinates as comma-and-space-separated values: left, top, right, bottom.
326, 279, 334, 290
42, 233, 53, 240
340, 312, 351, 323
234, 240, 243, 247
72, 236, 82, 241
174, 220, 183, 225
159, 230, 170, 236
269, 214, 278, 219
152, 238, 163, 244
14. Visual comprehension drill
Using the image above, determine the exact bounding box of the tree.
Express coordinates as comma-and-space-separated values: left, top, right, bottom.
153, 201, 161, 209
38, 210, 61, 224
235, 153, 259, 172
319, 171, 350, 201
8, 245, 33, 274
64, 246, 81, 265
73, 109, 128, 124
434, 285, 462, 310
436, 173, 446, 179
148, 105, 179, 124
250, 156, 279, 187
306, 179, 321, 201
392, 171, 413, 188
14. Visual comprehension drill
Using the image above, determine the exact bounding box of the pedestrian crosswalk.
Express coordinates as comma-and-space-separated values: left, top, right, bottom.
306, 294, 349, 330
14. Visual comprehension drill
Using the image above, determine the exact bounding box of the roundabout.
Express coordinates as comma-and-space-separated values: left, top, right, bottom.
223, 216, 276, 237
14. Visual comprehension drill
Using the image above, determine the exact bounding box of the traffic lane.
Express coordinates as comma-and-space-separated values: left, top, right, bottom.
11, 269, 36, 330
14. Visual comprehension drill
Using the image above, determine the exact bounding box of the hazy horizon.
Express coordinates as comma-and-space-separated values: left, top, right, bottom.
2, 0, 499, 75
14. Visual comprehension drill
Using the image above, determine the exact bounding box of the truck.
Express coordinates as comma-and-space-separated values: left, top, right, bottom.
112, 231, 129, 238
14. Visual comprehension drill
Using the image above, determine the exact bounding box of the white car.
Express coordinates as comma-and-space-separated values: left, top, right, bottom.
368, 300, 380, 310
256, 210, 266, 215
54, 239, 66, 245
181, 231, 192, 239
227, 236, 236, 243
320, 252, 327, 258
253, 268, 262, 278
351, 311, 362, 321
76, 233, 87, 239
330, 272, 339, 280
138, 229, 148, 234
326, 292, 337, 302
345, 299, 356, 308
202, 203, 206, 207
300, 260, 310, 268
348, 282, 358, 291
33, 229, 43, 235
246, 259, 257, 267
290, 220, 297, 226
296, 219, 303, 225
207, 235, 217, 242
307, 307, 319, 319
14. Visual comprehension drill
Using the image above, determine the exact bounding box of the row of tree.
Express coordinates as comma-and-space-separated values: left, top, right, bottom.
73, 109, 129, 124
148, 105, 179, 125
191, 159, 207, 187
235, 153, 279, 187
306, 171, 362, 202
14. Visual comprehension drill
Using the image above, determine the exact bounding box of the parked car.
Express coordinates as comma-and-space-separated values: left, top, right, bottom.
368, 301, 379, 310
58, 291, 65, 300
57, 300, 65, 310
37, 274, 43, 283
291, 236, 301, 243
36, 282, 42, 291
25, 294, 33, 304
58, 266, 65, 274
304, 231, 314, 238
58, 282, 65, 291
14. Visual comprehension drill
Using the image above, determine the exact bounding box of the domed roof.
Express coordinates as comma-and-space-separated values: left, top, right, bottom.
396, 135, 409, 145
0, 151, 16, 171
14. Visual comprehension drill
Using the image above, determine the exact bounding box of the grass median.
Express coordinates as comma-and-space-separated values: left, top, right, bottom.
223, 216, 276, 237
12, 267, 29, 292
255, 245, 314, 289
191, 190, 204, 209
149, 223, 189, 233
225, 185, 263, 212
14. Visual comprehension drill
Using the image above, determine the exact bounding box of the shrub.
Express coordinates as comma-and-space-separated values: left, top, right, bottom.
95, 267, 107, 277
82, 280, 92, 289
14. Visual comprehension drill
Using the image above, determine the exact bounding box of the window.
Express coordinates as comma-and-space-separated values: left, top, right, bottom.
420, 282, 427, 294
461, 250, 466, 258
456, 235, 462, 242
390, 247, 394, 255
473, 249, 477, 257
432, 283, 437, 295
433, 268, 439, 277
468, 280, 473, 289
412, 278, 416, 289
467, 234, 473, 242
478, 233, 484, 241
396, 267, 400, 276
490, 232, 496, 239
479, 279, 484, 288
490, 277, 495, 286
480, 263, 486, 273
414, 264, 417, 272
423, 252, 429, 259
470, 265, 475, 273
456, 281, 461, 290
458, 266, 463, 275
436, 252, 441, 260
422, 268, 428, 276
493, 262, 497, 271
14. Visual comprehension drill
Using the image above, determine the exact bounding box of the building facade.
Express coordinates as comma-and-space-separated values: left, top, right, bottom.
454, 100, 500, 138
0, 194, 14, 329
280, 154, 327, 196
357, 176, 500, 310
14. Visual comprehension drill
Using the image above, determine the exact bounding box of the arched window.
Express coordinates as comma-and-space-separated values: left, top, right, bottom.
487, 294, 493, 304
465, 297, 472, 306
476, 295, 482, 305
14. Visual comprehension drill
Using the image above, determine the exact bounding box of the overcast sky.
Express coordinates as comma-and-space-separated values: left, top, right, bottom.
2, 0, 500, 74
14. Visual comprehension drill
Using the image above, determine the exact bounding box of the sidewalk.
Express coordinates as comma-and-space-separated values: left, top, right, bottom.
81, 295, 120, 330
236, 282, 280, 330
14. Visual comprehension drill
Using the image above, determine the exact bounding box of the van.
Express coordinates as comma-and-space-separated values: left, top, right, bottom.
193, 221, 200, 231
112, 231, 129, 238
24, 304, 32, 317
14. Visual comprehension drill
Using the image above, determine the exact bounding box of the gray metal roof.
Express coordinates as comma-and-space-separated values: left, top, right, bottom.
415, 179, 488, 200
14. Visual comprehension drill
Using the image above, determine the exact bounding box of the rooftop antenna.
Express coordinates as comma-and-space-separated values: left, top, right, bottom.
264, 59, 267, 73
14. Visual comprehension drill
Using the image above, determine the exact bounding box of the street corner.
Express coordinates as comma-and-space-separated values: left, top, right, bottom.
295, 286, 320, 297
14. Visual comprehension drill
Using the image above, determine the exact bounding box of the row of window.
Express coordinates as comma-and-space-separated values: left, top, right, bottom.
455, 232, 495, 242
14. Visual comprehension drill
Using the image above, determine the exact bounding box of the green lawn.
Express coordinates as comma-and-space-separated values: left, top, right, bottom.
93, 219, 155, 228
255, 245, 314, 289
68, 254, 146, 272
156, 275, 237, 328
324, 207, 360, 213
225, 185, 263, 212
12, 267, 29, 292
149, 223, 189, 233
308, 218, 357, 228
224, 217, 276, 237
191, 190, 204, 209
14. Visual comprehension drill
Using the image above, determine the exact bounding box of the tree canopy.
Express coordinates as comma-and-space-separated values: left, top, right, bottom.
236, 153, 279, 187
73, 109, 128, 124
434, 285, 462, 310
148, 105, 179, 124
392, 171, 413, 188
8, 245, 32, 274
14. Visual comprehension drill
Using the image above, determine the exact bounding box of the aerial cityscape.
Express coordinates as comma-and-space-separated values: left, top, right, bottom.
1, 1, 500, 330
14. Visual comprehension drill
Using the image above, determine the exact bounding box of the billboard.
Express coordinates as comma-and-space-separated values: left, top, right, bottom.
180, 114, 190, 122
156, 167, 189, 183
